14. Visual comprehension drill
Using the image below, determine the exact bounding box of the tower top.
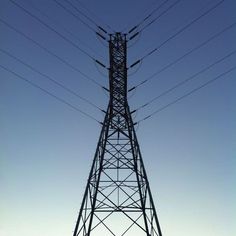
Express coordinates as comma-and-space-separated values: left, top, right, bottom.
108, 33, 128, 129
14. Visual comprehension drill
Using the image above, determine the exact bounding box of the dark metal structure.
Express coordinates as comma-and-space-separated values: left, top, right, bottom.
73, 33, 162, 236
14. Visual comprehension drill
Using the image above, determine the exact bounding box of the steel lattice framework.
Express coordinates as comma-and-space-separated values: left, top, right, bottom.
73, 33, 162, 236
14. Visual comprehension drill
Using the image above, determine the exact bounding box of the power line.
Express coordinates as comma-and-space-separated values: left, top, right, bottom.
128, 0, 182, 41
75, 0, 114, 33
137, 66, 236, 124
54, 0, 110, 42
52, 0, 98, 33
129, 21, 236, 91
136, 0, 182, 34
0, 64, 101, 124
63, 0, 100, 27
9, 0, 98, 61
120, 0, 159, 33
0, 47, 103, 112
127, 0, 171, 35
25, 0, 104, 59
130, 0, 226, 65
0, 18, 105, 89
135, 49, 236, 112
62, 0, 109, 34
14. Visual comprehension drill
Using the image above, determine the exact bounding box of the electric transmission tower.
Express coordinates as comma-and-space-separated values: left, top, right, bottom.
73, 33, 162, 236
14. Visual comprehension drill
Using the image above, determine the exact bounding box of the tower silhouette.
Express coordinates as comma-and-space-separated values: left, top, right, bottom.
73, 33, 162, 236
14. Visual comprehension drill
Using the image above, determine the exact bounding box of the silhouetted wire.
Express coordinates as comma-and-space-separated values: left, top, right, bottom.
126, 0, 171, 34
127, 31, 142, 48
9, 0, 97, 61
0, 48, 103, 111
129, 21, 236, 91
26, 0, 104, 59
135, 50, 236, 111
138, 0, 182, 33
134, 111, 140, 132
128, 60, 143, 77
94, 60, 108, 78
121, 0, 166, 33
0, 64, 101, 124
53, 0, 97, 33
137, 66, 236, 124
132, 0, 226, 64
62, 0, 107, 32
139, 0, 221, 48
75, 0, 114, 33
96, 32, 109, 48
0, 18, 105, 89
128, 87, 137, 100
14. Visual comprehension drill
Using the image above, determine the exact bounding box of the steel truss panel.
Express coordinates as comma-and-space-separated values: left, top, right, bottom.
73, 33, 162, 236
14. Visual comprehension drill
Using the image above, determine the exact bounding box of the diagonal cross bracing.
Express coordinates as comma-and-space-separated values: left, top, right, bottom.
73, 33, 163, 236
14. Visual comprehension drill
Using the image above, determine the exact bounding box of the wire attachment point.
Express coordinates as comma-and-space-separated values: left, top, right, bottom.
129, 32, 140, 41
98, 26, 108, 34
102, 86, 109, 92
96, 32, 107, 41
128, 26, 138, 34
128, 87, 136, 92
129, 60, 141, 68
95, 59, 107, 68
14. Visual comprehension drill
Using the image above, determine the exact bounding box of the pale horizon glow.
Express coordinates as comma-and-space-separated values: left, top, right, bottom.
0, 0, 235, 236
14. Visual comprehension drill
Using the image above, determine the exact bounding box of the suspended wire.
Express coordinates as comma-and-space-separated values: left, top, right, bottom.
127, 0, 171, 34
63, 0, 99, 27
0, 64, 101, 124
120, 0, 165, 33
135, 50, 236, 111
127, 31, 142, 48
158, 0, 219, 42
96, 32, 109, 48
25, 0, 104, 59
0, 48, 103, 111
129, 21, 236, 91
52, 0, 98, 33
127, 0, 182, 42
94, 60, 108, 78
128, 60, 143, 77
137, 66, 236, 124
0, 18, 104, 89
9, 0, 98, 61
138, 0, 182, 33
75, 0, 114, 33
131, 0, 226, 65
62, 0, 108, 33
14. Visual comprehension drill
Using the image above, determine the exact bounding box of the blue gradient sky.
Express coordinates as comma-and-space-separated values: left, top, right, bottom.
0, 0, 235, 236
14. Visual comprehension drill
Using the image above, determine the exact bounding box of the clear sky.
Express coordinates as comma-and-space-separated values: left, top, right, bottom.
0, 0, 235, 236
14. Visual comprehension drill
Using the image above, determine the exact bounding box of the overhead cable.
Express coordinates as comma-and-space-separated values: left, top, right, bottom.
9, 0, 102, 62
75, 0, 114, 33
0, 18, 105, 89
137, 66, 236, 124
121, 0, 164, 33
26, 0, 104, 59
137, 0, 182, 34
0, 64, 101, 124
53, 0, 110, 42
128, 0, 171, 35
53, 0, 99, 33
130, 0, 226, 65
129, 21, 236, 91
62, 0, 109, 34
0, 48, 103, 111
135, 50, 236, 111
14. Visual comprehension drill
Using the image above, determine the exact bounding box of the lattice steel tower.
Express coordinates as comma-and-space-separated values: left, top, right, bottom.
73, 33, 162, 236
